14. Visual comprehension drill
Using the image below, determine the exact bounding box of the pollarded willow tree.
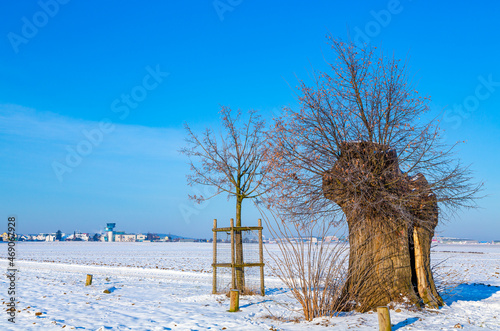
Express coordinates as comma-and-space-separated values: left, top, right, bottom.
181, 106, 268, 292
267, 37, 482, 312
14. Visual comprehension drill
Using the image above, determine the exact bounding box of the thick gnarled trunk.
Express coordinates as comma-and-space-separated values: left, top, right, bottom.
343, 213, 420, 310
323, 141, 443, 312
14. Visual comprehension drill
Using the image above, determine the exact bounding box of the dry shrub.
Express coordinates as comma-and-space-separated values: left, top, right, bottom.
259, 207, 353, 321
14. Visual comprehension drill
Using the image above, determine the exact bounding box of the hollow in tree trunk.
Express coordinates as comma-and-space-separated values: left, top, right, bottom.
322, 142, 443, 312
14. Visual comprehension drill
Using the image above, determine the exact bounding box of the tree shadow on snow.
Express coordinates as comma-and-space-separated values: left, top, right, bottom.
392, 317, 419, 330
239, 299, 273, 309
388, 284, 499, 330
442, 283, 500, 305
265, 287, 288, 295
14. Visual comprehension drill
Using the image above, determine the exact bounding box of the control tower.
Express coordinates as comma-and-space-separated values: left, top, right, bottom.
105, 223, 116, 242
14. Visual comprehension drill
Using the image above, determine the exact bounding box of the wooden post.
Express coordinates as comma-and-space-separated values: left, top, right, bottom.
258, 218, 265, 296
377, 306, 391, 331
212, 219, 217, 294
85, 274, 93, 286
229, 289, 239, 312
230, 218, 235, 290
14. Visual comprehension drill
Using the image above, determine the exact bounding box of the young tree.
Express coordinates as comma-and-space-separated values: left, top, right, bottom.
266, 37, 482, 311
181, 106, 268, 291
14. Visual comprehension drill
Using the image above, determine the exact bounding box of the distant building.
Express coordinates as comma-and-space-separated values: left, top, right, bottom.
45, 234, 56, 242
35, 233, 49, 241
0, 232, 20, 241
100, 223, 139, 242
323, 236, 339, 243
136, 234, 146, 242
90, 233, 101, 241
242, 237, 258, 243
146, 233, 160, 241
439, 237, 479, 244
433, 236, 447, 244
105, 223, 116, 242
276, 237, 319, 244
115, 234, 136, 242
66, 232, 89, 241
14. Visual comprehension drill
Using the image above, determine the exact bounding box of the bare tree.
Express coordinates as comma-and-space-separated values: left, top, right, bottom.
266, 37, 482, 311
181, 106, 268, 291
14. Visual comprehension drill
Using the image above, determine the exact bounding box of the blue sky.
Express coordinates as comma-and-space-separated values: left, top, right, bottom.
0, 0, 499, 240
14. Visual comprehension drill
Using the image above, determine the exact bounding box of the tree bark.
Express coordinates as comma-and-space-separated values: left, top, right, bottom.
413, 225, 442, 308
408, 174, 443, 308
341, 210, 421, 310
322, 141, 443, 312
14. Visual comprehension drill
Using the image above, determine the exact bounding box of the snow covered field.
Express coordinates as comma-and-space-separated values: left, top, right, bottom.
1, 242, 499, 330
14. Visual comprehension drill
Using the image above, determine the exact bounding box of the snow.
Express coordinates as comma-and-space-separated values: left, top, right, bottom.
410, 174, 421, 181
0, 242, 499, 330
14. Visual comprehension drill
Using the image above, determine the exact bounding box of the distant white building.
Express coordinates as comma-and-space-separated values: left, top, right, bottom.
323, 236, 339, 243
433, 236, 479, 244
36, 233, 49, 241
275, 237, 319, 244
45, 234, 56, 242
66, 233, 89, 241
101, 223, 137, 242
136, 234, 146, 242
115, 234, 136, 242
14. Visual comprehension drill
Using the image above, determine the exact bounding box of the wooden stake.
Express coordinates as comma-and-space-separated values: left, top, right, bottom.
377, 306, 391, 331
258, 218, 265, 296
103, 287, 115, 294
213, 219, 217, 294
229, 289, 239, 312
85, 274, 93, 286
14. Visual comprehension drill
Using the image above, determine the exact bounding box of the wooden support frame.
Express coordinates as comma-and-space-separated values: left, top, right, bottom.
212, 218, 265, 296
